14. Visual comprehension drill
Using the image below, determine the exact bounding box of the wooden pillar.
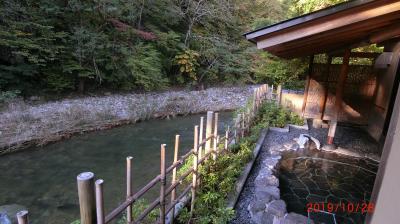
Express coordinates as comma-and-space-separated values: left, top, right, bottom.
327, 120, 337, 144
302, 55, 315, 117
327, 50, 351, 145
77, 172, 96, 224
320, 56, 333, 120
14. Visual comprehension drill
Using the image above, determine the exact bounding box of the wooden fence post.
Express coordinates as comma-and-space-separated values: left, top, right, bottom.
191, 126, 199, 213
253, 88, 257, 113
77, 172, 96, 224
235, 114, 241, 143
95, 179, 105, 224
170, 135, 180, 224
160, 144, 166, 224
16, 210, 29, 224
265, 86, 267, 101
241, 112, 245, 138
198, 117, 204, 161
271, 85, 274, 100
126, 156, 133, 223
213, 113, 219, 160
260, 85, 264, 100
205, 111, 213, 157
246, 108, 250, 132
277, 84, 282, 105
225, 126, 229, 151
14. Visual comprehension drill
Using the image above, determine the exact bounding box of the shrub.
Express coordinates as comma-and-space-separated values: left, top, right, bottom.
0, 90, 21, 104
256, 101, 304, 128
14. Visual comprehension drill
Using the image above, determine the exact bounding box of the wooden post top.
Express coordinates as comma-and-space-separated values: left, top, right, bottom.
77, 172, 94, 181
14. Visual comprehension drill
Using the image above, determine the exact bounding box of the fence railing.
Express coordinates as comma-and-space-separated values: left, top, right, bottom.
14, 84, 278, 224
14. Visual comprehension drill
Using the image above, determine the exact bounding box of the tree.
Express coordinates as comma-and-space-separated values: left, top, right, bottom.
288, 0, 347, 16
1, 0, 340, 97
0, 0, 67, 94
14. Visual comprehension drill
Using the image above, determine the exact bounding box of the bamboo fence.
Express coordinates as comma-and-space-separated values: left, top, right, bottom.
16, 84, 280, 224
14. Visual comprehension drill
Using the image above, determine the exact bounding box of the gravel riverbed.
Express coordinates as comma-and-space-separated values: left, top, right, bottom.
0, 86, 254, 154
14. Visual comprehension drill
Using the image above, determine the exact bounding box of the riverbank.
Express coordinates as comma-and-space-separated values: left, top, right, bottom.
0, 86, 254, 154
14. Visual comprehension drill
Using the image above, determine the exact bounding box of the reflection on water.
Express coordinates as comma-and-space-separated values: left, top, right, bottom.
0, 112, 232, 224
278, 149, 378, 224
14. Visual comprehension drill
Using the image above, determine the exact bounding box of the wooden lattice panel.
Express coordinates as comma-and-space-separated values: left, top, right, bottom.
304, 64, 376, 124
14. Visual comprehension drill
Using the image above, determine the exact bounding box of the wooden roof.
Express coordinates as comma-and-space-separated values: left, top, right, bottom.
244, 0, 400, 59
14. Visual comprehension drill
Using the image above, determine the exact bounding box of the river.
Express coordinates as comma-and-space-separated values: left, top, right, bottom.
0, 112, 233, 224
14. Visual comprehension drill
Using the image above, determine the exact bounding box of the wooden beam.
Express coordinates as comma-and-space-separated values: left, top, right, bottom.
370, 24, 400, 44
260, 12, 400, 58
301, 55, 314, 117
265, 15, 394, 52
257, 1, 400, 49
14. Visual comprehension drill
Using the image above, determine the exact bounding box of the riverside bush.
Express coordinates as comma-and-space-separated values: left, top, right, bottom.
256, 101, 304, 128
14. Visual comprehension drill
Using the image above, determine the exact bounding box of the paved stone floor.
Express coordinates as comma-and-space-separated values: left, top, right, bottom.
230, 121, 380, 224
279, 150, 378, 223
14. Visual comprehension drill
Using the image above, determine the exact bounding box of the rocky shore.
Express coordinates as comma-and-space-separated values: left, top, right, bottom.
0, 86, 254, 154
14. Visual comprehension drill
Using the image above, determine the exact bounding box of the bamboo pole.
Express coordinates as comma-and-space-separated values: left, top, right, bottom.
170, 135, 180, 224
246, 108, 250, 132
260, 85, 264, 100
241, 112, 245, 138
198, 117, 204, 160
235, 114, 241, 142
271, 85, 274, 100
212, 113, 219, 160
77, 172, 96, 224
261, 85, 265, 100
160, 144, 166, 224
277, 84, 282, 105
16, 210, 29, 224
126, 156, 133, 223
253, 88, 257, 112
225, 126, 229, 150
205, 111, 213, 157
191, 126, 199, 213
216, 135, 220, 153
95, 179, 105, 224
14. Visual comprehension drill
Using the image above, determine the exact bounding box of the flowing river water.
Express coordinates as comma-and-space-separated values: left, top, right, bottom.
0, 112, 233, 224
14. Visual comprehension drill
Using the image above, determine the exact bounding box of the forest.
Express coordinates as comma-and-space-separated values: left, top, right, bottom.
0, 0, 345, 99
